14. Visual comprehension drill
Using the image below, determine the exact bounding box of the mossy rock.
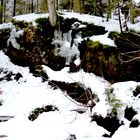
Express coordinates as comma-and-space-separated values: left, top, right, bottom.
108, 31, 140, 81
6, 42, 66, 71
79, 40, 121, 82
35, 17, 54, 38
47, 52, 66, 71
79, 38, 140, 82
82, 23, 107, 37
108, 31, 140, 52
12, 19, 31, 29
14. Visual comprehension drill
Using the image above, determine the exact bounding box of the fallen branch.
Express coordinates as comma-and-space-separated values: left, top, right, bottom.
122, 57, 140, 63
121, 50, 140, 55
0, 135, 7, 138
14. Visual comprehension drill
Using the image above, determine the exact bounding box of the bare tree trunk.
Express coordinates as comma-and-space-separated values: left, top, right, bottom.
118, 3, 123, 33
74, 0, 80, 13
36, 0, 38, 13
80, 0, 84, 14
31, 0, 34, 13
13, 0, 16, 16
0, 0, 3, 23
129, 0, 134, 23
3, 0, 6, 22
69, 0, 73, 11
107, 0, 111, 21
47, 0, 57, 26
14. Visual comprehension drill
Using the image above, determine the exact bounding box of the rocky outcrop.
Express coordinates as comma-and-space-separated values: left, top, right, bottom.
78, 40, 122, 83
1, 17, 140, 83
78, 34, 140, 82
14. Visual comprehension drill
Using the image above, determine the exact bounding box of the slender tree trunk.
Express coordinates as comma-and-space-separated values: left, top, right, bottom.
129, 0, 134, 23
69, 0, 73, 11
13, 0, 16, 16
47, 0, 57, 26
74, 0, 80, 13
0, 0, 3, 23
80, 0, 84, 14
118, 3, 123, 33
107, 0, 111, 21
31, 0, 34, 13
3, 0, 6, 22
36, 0, 38, 13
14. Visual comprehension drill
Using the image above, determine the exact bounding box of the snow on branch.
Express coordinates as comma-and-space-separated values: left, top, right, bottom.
7, 27, 24, 50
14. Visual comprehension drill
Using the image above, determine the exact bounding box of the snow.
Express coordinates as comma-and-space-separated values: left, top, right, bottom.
0, 23, 13, 30
134, 0, 140, 4
13, 13, 49, 26
89, 34, 116, 47
0, 12, 140, 140
7, 27, 24, 50
0, 50, 109, 140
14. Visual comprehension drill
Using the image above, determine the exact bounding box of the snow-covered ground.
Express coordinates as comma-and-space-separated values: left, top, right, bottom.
0, 12, 140, 140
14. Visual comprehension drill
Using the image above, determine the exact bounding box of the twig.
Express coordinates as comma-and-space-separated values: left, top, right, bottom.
122, 56, 140, 63
121, 50, 140, 55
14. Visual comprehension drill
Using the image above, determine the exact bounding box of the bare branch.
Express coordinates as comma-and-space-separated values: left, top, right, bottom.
122, 57, 140, 63
121, 50, 140, 55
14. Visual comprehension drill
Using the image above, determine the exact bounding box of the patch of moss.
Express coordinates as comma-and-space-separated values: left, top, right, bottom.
108, 31, 140, 53
108, 31, 121, 40
86, 40, 110, 53
79, 39, 121, 82
105, 87, 123, 117
87, 40, 100, 48
35, 17, 54, 38
82, 23, 107, 37
12, 19, 30, 29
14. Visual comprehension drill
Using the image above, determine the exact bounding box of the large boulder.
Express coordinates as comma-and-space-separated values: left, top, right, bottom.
78, 40, 121, 83
78, 38, 140, 83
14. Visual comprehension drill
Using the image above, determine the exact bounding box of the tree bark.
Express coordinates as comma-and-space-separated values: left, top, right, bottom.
47, 0, 57, 27
0, 0, 3, 23
74, 0, 80, 13
118, 3, 123, 33
129, 0, 134, 23
13, 0, 16, 16
36, 0, 38, 13
31, 0, 34, 13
